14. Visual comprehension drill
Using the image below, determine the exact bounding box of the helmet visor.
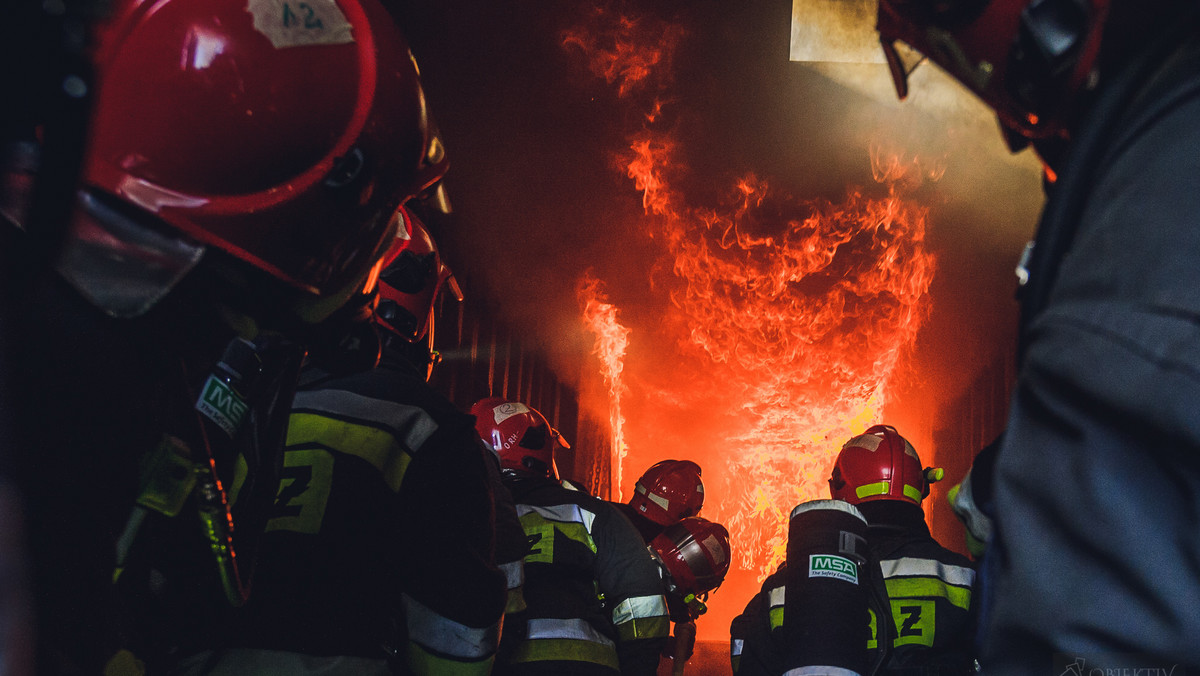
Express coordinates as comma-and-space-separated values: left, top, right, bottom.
56, 190, 205, 318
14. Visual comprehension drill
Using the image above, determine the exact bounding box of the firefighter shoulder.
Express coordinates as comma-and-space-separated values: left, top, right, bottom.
173, 210, 507, 675
473, 398, 670, 675
4, 0, 445, 671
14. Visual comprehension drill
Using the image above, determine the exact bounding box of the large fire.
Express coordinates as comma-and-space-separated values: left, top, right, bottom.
562, 2, 937, 634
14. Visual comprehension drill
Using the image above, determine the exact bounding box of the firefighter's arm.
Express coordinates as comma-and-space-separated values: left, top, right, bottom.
947, 438, 999, 559
595, 504, 671, 675
394, 415, 507, 675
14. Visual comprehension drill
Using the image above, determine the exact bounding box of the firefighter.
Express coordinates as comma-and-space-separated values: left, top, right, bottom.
617, 460, 705, 544
472, 398, 671, 676
873, 0, 1200, 668
730, 426, 975, 675
1, 0, 444, 671
827, 425, 976, 672
647, 516, 732, 675
172, 208, 516, 675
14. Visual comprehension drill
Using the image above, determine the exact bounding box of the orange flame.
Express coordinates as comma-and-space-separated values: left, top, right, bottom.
578, 273, 632, 501
564, 4, 937, 581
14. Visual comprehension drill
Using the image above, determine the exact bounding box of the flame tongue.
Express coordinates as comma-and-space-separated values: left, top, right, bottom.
578, 274, 632, 501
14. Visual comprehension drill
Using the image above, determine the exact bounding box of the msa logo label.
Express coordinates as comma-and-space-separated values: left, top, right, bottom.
196, 375, 248, 437
809, 554, 858, 585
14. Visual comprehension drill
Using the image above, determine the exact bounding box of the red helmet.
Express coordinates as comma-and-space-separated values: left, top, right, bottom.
876, 0, 1110, 143
470, 398, 570, 480
628, 460, 704, 526
828, 425, 943, 506
81, 0, 448, 301
373, 207, 461, 343
650, 517, 731, 607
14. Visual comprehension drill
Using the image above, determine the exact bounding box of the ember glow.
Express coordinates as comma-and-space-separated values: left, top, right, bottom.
565, 0, 937, 589
578, 273, 633, 500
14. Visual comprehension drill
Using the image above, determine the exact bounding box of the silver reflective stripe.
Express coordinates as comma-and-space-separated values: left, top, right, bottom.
789, 499, 866, 523
782, 667, 861, 676
612, 594, 669, 625
516, 503, 597, 532
401, 593, 498, 659
768, 586, 785, 608
880, 557, 975, 587
292, 390, 438, 452
647, 491, 671, 510
731, 638, 744, 657
500, 560, 524, 590
525, 618, 615, 646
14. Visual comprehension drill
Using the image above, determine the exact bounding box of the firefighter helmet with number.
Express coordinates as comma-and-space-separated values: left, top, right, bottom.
628, 460, 704, 526
649, 516, 731, 614
471, 398, 571, 480
875, 0, 1111, 144
828, 425, 944, 506
372, 207, 461, 379
76, 0, 447, 317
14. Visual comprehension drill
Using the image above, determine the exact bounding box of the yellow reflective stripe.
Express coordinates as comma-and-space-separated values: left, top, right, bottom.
855, 481, 890, 499
769, 606, 785, 630
867, 608, 877, 650
229, 454, 248, 508
286, 412, 411, 492
767, 585, 785, 629
103, 649, 146, 676
615, 615, 670, 642
516, 503, 597, 531
291, 390, 438, 451
884, 577, 971, 610
405, 642, 493, 676
902, 484, 924, 502
266, 448, 334, 534
506, 587, 527, 614
890, 598, 936, 647
511, 639, 620, 671
732, 654, 742, 674
519, 512, 596, 560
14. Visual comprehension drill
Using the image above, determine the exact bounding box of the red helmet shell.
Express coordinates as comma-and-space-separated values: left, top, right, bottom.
876, 0, 1109, 141
650, 517, 731, 598
628, 460, 704, 526
84, 0, 446, 295
829, 425, 926, 505
373, 207, 459, 343
470, 398, 569, 480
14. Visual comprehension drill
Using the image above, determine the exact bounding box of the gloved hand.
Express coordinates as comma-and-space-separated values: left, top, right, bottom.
947, 469, 993, 558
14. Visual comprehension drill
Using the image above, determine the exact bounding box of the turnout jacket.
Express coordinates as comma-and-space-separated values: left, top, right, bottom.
221, 352, 510, 674
497, 477, 670, 676
981, 11, 1200, 671
730, 502, 975, 675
